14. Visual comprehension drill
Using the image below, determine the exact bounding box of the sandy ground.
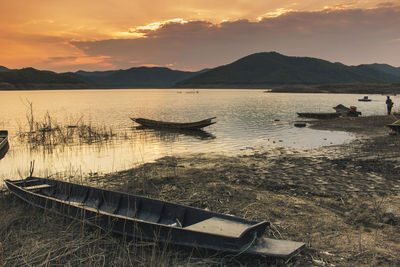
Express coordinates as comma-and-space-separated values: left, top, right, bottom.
1, 115, 400, 266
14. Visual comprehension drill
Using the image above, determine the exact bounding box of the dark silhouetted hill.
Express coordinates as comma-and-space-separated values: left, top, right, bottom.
176, 52, 400, 88
2, 53, 400, 92
0, 66, 10, 72
0, 68, 88, 90
65, 67, 200, 88
366, 64, 400, 77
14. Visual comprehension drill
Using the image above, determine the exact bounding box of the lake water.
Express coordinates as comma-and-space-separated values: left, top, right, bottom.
0, 89, 395, 180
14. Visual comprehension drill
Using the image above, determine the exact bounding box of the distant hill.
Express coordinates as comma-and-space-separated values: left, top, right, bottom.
0, 66, 9, 72
366, 64, 400, 77
2, 53, 400, 91
175, 52, 400, 88
0, 66, 201, 90
65, 67, 200, 88
0, 68, 88, 90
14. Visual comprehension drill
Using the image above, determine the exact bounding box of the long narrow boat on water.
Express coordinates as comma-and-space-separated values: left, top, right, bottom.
5, 177, 305, 258
131, 117, 216, 130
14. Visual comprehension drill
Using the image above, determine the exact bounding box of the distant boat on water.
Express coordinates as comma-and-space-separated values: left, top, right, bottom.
358, 96, 372, 102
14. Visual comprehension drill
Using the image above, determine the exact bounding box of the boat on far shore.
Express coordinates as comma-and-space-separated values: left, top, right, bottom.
131, 117, 216, 130
333, 104, 362, 117
297, 112, 340, 119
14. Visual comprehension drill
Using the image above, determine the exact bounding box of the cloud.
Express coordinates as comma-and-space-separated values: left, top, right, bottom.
70, 5, 400, 70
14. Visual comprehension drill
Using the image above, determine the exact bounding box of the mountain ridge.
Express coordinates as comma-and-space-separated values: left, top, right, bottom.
2, 52, 400, 91
175, 52, 400, 88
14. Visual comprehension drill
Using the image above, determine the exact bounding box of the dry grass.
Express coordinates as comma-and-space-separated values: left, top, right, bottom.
17, 102, 118, 150
0, 192, 233, 267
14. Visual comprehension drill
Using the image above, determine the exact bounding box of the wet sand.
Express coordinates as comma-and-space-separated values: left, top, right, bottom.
1, 115, 400, 266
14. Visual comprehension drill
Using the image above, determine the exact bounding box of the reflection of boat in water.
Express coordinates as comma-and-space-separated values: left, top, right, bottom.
0, 130, 9, 159
131, 117, 216, 130
135, 126, 215, 140
297, 112, 340, 119
5, 177, 305, 258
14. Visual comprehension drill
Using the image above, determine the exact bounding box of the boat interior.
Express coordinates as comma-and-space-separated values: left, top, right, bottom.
9, 178, 259, 237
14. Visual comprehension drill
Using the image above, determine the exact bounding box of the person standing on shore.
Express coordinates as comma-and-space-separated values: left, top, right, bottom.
386, 96, 393, 115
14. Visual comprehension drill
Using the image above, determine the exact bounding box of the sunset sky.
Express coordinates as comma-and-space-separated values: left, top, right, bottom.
1, 0, 400, 72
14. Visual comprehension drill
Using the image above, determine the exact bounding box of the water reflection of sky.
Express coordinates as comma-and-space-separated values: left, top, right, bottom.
0, 89, 395, 179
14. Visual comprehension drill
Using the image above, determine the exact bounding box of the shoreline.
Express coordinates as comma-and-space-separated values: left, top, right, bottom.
1, 115, 400, 265
0, 85, 400, 94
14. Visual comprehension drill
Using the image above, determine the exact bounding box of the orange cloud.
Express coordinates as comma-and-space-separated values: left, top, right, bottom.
70, 5, 400, 71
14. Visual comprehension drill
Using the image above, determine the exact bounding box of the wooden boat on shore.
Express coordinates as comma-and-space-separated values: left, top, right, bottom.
386, 124, 400, 133
131, 117, 216, 130
297, 112, 340, 119
5, 177, 305, 258
333, 104, 362, 117
0, 130, 9, 160
0, 130, 8, 151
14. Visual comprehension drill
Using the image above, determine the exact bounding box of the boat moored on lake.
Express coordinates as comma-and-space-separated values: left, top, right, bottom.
131, 117, 216, 130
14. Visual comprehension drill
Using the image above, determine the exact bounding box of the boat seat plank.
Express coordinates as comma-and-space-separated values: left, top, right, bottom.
185, 217, 252, 238
13, 179, 41, 185
24, 184, 52, 191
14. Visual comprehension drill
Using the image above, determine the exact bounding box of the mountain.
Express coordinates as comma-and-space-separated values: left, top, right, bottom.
175, 52, 400, 88
0, 66, 9, 72
2, 53, 400, 91
365, 63, 400, 77
0, 67, 88, 90
66, 67, 200, 88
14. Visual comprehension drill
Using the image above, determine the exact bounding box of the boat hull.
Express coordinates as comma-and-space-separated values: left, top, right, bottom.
0, 130, 9, 159
297, 112, 340, 119
5, 177, 305, 257
386, 124, 400, 132
131, 117, 216, 130
0, 130, 8, 150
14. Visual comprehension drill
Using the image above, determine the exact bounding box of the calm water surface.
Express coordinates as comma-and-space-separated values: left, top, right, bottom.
0, 89, 395, 179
